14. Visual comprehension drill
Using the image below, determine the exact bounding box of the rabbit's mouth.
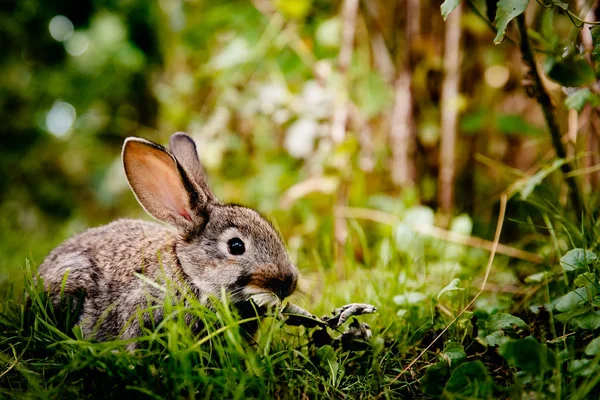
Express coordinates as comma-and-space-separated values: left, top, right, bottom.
243, 284, 282, 307
249, 292, 281, 308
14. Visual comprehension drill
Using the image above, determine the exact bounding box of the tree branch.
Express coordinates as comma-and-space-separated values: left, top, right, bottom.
516, 13, 585, 221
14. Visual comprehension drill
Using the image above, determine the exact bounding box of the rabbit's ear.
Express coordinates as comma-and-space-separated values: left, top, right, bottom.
122, 138, 209, 232
168, 132, 216, 203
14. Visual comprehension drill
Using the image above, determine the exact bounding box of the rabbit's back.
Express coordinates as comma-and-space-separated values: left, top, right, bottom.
39, 219, 176, 283
38, 219, 180, 340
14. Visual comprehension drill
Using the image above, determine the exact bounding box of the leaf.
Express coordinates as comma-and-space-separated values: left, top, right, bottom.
441, 342, 466, 366
584, 336, 600, 356
317, 345, 343, 383
519, 159, 565, 199
484, 330, 507, 347
565, 88, 600, 112
209, 37, 252, 70
591, 26, 600, 76
443, 361, 493, 399
499, 337, 556, 375
540, 9, 557, 49
496, 114, 543, 136
485, 313, 528, 331
315, 17, 341, 49
441, 0, 461, 21
275, 0, 312, 20
553, 305, 592, 323
545, 55, 597, 87
421, 361, 450, 398
524, 271, 551, 284
560, 249, 598, 272
555, 286, 596, 313
437, 278, 464, 300
460, 110, 487, 133
569, 359, 597, 377
574, 272, 597, 287
404, 205, 436, 226
450, 214, 473, 236
354, 72, 394, 119
493, 0, 529, 45
285, 118, 320, 158
572, 311, 600, 330
457, 311, 474, 332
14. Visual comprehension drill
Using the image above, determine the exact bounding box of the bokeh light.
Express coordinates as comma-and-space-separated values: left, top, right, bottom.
65, 32, 89, 56
45, 101, 76, 138
48, 15, 74, 42
484, 65, 510, 88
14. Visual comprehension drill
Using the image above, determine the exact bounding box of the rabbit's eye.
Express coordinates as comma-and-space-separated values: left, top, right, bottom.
227, 237, 245, 256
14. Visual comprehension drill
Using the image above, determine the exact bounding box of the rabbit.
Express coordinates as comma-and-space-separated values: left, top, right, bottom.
37, 132, 298, 343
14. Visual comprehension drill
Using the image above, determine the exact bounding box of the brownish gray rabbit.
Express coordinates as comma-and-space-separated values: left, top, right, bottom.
38, 132, 298, 342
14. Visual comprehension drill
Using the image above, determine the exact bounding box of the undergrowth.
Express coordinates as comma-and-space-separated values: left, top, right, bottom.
2, 194, 600, 399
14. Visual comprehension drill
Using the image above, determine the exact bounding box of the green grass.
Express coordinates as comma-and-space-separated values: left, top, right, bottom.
0, 264, 407, 399
2, 204, 600, 399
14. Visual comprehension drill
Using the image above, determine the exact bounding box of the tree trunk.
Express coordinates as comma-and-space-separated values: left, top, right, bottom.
438, 2, 462, 223
390, 70, 416, 186
389, 0, 419, 188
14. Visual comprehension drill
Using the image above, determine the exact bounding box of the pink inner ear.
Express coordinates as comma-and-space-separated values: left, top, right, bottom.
139, 152, 193, 221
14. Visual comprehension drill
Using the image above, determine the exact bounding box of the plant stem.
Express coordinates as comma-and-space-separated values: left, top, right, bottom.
516, 14, 585, 222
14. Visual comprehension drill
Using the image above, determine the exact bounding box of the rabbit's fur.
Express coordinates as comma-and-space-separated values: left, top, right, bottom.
38, 133, 298, 341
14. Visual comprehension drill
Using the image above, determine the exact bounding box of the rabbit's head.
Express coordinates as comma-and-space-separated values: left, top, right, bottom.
122, 133, 298, 306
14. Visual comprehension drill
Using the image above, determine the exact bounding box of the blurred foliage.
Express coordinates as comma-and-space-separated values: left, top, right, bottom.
0, 0, 598, 286
0, 0, 162, 277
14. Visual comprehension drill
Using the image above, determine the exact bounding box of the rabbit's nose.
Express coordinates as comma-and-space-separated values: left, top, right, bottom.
251, 263, 298, 300
271, 269, 298, 300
